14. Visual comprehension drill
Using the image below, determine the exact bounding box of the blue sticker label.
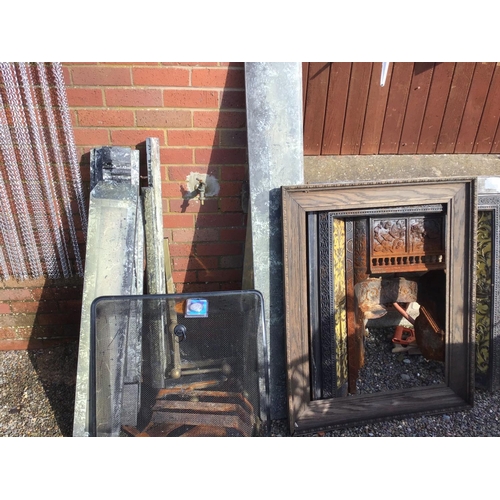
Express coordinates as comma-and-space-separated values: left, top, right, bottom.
185, 298, 209, 318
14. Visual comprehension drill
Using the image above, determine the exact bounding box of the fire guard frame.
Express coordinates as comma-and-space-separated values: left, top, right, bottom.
282, 178, 477, 435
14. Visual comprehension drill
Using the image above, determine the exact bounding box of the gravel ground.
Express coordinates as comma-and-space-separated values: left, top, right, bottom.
1, 338, 500, 437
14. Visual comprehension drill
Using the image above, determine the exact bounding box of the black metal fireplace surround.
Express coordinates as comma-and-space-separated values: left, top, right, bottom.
282, 178, 476, 435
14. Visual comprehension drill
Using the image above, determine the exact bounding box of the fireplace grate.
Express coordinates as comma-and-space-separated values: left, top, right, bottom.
89, 290, 270, 437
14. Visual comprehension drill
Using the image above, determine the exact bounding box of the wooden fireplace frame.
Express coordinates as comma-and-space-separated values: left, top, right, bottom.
282, 178, 477, 435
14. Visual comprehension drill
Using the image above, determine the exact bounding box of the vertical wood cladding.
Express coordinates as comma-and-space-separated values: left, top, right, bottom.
303, 62, 500, 155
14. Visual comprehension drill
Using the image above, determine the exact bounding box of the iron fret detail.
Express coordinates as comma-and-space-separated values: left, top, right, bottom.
323, 204, 445, 218
477, 196, 500, 391
318, 212, 335, 399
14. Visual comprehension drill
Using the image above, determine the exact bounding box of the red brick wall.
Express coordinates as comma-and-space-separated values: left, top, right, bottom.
0, 277, 83, 350
0, 62, 248, 350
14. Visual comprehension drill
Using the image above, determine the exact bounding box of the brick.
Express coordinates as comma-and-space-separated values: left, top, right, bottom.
195, 213, 246, 229
70, 110, 78, 127
133, 67, 190, 86
220, 90, 246, 109
105, 88, 163, 107
160, 148, 193, 165
78, 109, 134, 127
32, 286, 83, 301
220, 165, 247, 181
220, 197, 243, 212
73, 128, 110, 146
0, 303, 10, 313
163, 214, 195, 228
0, 338, 76, 351
0, 340, 29, 349
10, 301, 59, 313
172, 271, 198, 283
193, 111, 247, 129
0, 327, 16, 340
219, 63, 245, 68
137, 110, 191, 128
173, 256, 218, 271
0, 314, 36, 327
161, 182, 185, 198
161, 62, 218, 67
0, 289, 32, 301
219, 130, 248, 147
29, 325, 79, 339
167, 166, 217, 181
218, 182, 244, 197
66, 88, 103, 106
168, 243, 192, 257
62, 66, 71, 85
220, 228, 247, 241
169, 198, 218, 213
192, 68, 245, 88
111, 129, 164, 146
58, 300, 83, 312
163, 89, 218, 108
220, 282, 243, 291
99, 62, 154, 66
37, 312, 80, 325
195, 243, 242, 256
168, 130, 218, 147
172, 228, 219, 242
2, 277, 53, 288
195, 148, 247, 165
220, 255, 244, 268
175, 282, 221, 293
71, 66, 132, 86
198, 269, 242, 282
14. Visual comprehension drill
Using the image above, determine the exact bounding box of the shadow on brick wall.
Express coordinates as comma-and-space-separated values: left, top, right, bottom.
168, 63, 249, 293
24, 277, 83, 436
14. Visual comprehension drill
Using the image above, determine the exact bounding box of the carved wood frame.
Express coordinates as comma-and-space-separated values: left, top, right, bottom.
282, 178, 477, 435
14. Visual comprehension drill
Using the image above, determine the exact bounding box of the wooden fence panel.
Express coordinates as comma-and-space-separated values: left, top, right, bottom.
322, 63, 351, 155
455, 63, 496, 153
303, 62, 330, 155
341, 62, 372, 155
436, 62, 476, 153
302, 61, 500, 155
475, 64, 500, 153
379, 62, 414, 154
302, 62, 309, 118
398, 63, 434, 154
360, 62, 393, 154
416, 63, 456, 154
492, 122, 500, 153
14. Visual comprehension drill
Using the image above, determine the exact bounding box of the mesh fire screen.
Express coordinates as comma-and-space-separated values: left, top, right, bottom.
90, 291, 270, 437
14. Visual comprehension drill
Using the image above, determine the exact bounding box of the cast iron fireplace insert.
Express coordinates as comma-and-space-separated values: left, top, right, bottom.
282, 178, 476, 435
